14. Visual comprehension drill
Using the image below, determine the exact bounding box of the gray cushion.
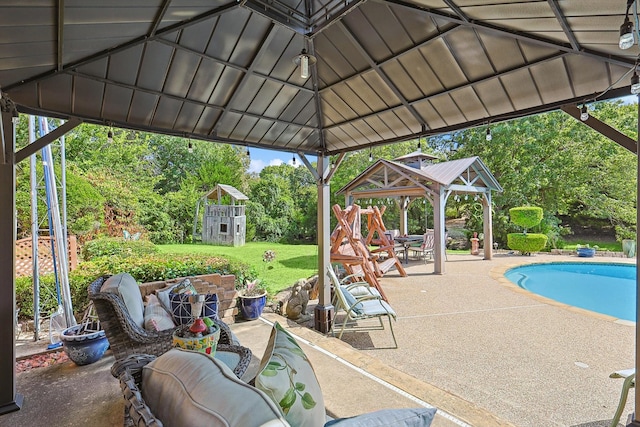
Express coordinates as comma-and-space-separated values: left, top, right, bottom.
324, 408, 437, 426
101, 273, 144, 329
142, 348, 291, 427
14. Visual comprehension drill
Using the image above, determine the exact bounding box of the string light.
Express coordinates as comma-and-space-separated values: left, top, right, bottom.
485, 127, 492, 141
619, 0, 635, 50
580, 104, 589, 121
292, 154, 296, 166
246, 146, 250, 157
369, 148, 373, 162
107, 126, 114, 143
188, 140, 193, 153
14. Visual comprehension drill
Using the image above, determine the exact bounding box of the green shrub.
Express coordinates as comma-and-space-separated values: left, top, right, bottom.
509, 206, 543, 231
507, 233, 548, 255
82, 237, 158, 261
16, 253, 252, 321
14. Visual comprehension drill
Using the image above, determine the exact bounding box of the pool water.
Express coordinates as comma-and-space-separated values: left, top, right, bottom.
505, 262, 636, 321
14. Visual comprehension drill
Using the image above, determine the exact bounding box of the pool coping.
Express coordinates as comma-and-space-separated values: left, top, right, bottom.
490, 260, 637, 327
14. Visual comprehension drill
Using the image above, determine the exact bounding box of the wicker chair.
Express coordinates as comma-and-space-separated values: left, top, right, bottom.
88, 275, 236, 364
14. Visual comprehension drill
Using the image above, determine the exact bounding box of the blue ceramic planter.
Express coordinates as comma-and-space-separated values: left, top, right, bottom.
238, 292, 267, 320
576, 247, 596, 257
61, 323, 109, 365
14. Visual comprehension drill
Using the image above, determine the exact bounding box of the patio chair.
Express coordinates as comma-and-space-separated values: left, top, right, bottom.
408, 231, 435, 263
609, 368, 635, 427
327, 266, 397, 349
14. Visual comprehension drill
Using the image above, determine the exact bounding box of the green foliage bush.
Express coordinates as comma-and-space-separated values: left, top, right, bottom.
82, 237, 158, 261
507, 233, 548, 255
16, 254, 253, 320
509, 207, 543, 230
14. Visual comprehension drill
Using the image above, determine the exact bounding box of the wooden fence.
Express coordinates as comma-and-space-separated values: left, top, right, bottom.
15, 236, 78, 277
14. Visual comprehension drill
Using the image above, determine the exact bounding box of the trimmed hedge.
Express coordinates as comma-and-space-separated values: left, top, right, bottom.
507, 233, 548, 255
16, 253, 253, 321
509, 206, 543, 230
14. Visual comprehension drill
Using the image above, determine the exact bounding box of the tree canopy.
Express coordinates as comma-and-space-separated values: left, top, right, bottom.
14, 99, 637, 247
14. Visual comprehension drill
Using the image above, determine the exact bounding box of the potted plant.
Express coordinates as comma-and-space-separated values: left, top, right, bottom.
60, 321, 109, 366
237, 279, 268, 320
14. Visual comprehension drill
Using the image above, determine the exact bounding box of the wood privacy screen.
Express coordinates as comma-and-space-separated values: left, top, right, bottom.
15, 236, 78, 277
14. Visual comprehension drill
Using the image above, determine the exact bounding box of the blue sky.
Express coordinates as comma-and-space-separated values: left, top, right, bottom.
248, 147, 315, 173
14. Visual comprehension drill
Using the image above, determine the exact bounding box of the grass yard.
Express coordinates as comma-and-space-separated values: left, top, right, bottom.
158, 242, 318, 294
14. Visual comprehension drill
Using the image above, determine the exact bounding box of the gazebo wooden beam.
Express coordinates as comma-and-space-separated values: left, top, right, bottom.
561, 104, 637, 154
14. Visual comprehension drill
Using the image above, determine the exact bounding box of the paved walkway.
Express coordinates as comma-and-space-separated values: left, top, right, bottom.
4, 252, 636, 426
347, 253, 636, 427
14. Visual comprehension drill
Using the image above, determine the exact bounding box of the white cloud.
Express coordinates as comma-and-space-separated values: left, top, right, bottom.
248, 159, 266, 173
269, 158, 284, 166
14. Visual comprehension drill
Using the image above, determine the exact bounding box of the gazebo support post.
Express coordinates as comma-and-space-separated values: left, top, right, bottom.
312, 155, 334, 333
629, 97, 640, 427
0, 98, 22, 414
433, 187, 445, 274
399, 196, 409, 236
482, 191, 493, 260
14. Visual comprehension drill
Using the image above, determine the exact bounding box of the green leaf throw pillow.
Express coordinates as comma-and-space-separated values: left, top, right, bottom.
256, 322, 325, 427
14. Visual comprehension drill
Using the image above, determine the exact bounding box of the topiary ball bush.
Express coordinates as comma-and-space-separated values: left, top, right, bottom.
509, 206, 543, 230
507, 233, 548, 255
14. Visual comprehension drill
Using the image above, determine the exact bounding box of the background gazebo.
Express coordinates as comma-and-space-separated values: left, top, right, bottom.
336, 152, 503, 274
195, 184, 248, 247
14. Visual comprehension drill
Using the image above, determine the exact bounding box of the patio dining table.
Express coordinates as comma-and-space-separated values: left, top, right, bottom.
394, 235, 423, 264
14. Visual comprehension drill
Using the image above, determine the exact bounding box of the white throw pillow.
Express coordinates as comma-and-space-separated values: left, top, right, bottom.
143, 294, 175, 331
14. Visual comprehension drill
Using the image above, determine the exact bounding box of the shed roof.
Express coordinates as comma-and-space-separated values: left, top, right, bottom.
205, 184, 249, 201
0, 1, 635, 156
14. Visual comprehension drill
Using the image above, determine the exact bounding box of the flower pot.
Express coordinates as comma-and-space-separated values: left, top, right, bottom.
61, 323, 109, 366
576, 247, 596, 257
238, 290, 267, 320
172, 323, 220, 356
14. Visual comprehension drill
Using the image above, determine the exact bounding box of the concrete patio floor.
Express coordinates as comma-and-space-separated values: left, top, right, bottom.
3, 252, 636, 426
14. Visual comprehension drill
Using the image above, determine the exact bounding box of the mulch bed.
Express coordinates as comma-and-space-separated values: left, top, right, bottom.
16, 351, 69, 373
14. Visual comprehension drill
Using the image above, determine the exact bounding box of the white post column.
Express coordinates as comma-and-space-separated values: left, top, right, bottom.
314, 155, 334, 333
483, 192, 493, 260
399, 196, 409, 235
433, 186, 445, 274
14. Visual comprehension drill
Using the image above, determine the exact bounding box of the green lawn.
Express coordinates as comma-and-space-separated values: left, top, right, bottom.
158, 242, 318, 293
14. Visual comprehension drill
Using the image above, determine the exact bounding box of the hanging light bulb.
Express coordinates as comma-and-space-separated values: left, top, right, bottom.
417, 139, 422, 152
292, 154, 296, 166
620, 17, 635, 50
485, 127, 492, 141
246, 146, 250, 157
580, 104, 589, 121
188, 140, 193, 153
464, 194, 468, 200
369, 148, 373, 162
293, 49, 317, 80
107, 128, 114, 143
631, 70, 640, 95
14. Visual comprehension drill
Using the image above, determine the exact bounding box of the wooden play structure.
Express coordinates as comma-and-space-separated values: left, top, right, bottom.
330, 204, 407, 301
194, 184, 248, 246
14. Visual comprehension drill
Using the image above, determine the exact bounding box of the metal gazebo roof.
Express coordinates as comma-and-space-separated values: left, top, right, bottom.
1, 1, 636, 157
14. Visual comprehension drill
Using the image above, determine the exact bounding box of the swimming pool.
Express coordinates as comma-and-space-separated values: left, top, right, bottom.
505, 262, 636, 321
